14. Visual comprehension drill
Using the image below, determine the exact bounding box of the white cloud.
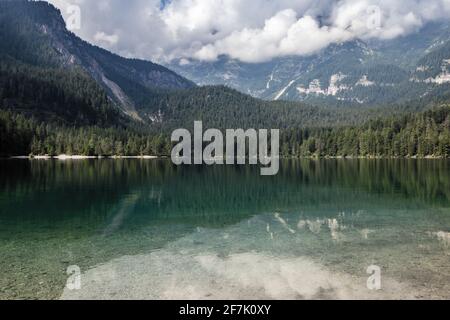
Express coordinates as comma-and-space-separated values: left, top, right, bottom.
47, 0, 450, 63
94, 31, 119, 45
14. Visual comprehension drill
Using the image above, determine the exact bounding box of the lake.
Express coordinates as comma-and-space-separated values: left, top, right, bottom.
0, 159, 449, 299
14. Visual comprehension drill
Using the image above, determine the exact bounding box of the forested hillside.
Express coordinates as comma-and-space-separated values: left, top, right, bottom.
136, 86, 396, 131
0, 58, 122, 125
281, 106, 450, 158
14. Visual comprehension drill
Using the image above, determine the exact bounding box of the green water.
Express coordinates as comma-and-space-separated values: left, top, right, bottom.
0, 159, 449, 299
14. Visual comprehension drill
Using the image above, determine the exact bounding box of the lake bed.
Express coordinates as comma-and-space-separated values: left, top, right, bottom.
0, 159, 449, 300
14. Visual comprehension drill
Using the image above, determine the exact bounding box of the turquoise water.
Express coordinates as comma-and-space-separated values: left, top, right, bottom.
0, 159, 449, 299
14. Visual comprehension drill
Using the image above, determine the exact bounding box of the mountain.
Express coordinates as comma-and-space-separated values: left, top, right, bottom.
412, 41, 450, 84
168, 23, 450, 106
0, 0, 448, 158
0, 0, 195, 122
169, 41, 376, 103
1, 0, 386, 131
367, 22, 450, 68
0, 0, 372, 158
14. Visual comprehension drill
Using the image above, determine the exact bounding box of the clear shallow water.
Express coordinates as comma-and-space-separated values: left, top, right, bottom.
0, 159, 449, 299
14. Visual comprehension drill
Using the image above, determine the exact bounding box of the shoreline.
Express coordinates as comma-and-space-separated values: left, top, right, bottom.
7, 155, 159, 160
2, 155, 449, 160
297, 155, 449, 160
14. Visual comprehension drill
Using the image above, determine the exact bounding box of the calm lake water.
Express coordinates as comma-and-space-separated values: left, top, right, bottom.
0, 159, 449, 300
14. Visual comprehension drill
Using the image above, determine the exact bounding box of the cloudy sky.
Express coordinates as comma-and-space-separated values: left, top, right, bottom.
47, 0, 450, 63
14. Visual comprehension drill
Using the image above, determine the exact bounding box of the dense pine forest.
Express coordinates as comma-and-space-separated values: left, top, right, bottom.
280, 106, 450, 158
0, 110, 170, 157
0, 59, 122, 126
1, 105, 449, 158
